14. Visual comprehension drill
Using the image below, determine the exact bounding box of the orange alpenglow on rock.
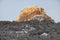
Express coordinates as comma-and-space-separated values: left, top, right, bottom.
16, 6, 46, 22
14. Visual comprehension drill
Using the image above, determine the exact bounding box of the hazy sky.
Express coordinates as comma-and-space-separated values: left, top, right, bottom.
0, 0, 60, 22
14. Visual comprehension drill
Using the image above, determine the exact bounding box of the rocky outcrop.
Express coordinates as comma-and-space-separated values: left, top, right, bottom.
29, 14, 54, 23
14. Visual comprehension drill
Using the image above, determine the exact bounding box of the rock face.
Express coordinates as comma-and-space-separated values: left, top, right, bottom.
0, 20, 60, 40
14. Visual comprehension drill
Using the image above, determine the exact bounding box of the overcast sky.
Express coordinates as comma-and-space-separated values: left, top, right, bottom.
0, 0, 60, 22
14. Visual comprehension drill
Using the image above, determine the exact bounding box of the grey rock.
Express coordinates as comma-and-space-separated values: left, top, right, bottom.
0, 15, 60, 40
